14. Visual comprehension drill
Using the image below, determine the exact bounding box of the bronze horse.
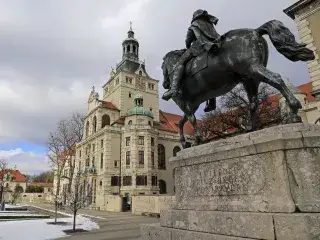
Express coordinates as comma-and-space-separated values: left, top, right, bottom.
161, 20, 315, 148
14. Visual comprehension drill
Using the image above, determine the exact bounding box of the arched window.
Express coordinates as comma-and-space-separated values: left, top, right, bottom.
92, 116, 97, 133
85, 121, 90, 137
173, 146, 181, 157
100, 181, 102, 187
123, 47, 125, 54
128, 120, 132, 125
101, 114, 110, 128
159, 180, 167, 194
158, 144, 166, 169
127, 45, 130, 53
148, 121, 152, 126
139, 70, 142, 76
133, 45, 136, 54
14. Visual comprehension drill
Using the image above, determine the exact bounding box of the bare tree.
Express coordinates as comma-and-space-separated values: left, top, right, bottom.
200, 84, 287, 140
65, 172, 92, 232
47, 111, 84, 223
47, 131, 67, 223
11, 184, 24, 204
0, 159, 8, 210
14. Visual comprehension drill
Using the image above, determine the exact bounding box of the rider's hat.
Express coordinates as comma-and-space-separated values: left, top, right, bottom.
192, 9, 208, 22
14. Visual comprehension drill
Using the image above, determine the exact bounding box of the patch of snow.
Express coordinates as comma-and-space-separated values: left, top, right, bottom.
0, 215, 99, 240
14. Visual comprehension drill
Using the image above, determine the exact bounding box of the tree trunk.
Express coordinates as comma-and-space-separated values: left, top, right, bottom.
54, 201, 58, 223
73, 209, 77, 232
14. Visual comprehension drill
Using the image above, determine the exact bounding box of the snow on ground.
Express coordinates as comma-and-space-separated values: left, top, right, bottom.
0, 215, 99, 240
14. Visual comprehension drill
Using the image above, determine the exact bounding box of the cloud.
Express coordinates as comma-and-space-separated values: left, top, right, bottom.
0, 148, 50, 175
0, 0, 311, 146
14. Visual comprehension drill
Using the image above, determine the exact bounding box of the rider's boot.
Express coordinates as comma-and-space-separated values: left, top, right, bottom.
162, 64, 184, 101
204, 98, 216, 112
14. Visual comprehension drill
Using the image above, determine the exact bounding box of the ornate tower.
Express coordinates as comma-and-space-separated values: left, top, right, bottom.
122, 22, 139, 61
102, 22, 160, 122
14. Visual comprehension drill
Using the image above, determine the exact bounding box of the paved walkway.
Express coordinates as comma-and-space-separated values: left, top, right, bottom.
30, 203, 159, 240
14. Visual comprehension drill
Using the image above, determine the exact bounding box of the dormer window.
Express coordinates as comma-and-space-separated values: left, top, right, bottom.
139, 70, 142, 76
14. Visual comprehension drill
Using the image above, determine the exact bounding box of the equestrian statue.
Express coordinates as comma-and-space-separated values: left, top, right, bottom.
161, 9, 315, 148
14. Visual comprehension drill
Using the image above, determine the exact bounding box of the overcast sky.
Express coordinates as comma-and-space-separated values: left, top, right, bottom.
0, 0, 309, 174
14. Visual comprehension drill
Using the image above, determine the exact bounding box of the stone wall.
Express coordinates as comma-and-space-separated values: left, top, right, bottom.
132, 195, 175, 215
100, 195, 122, 212
5, 192, 53, 204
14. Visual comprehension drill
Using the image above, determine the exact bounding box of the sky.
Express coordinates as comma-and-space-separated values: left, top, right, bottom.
0, 0, 310, 175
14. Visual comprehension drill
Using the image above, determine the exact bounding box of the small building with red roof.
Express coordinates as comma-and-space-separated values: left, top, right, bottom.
0, 169, 27, 193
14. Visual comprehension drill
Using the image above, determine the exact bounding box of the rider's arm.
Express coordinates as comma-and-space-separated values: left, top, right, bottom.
185, 28, 195, 49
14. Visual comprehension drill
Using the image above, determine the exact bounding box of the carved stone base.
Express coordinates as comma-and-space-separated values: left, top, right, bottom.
141, 211, 320, 240
141, 123, 320, 240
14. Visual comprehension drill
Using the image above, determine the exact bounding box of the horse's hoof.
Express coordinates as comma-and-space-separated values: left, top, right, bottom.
288, 114, 302, 123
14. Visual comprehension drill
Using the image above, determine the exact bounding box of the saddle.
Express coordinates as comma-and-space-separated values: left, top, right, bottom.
186, 38, 223, 77
186, 51, 209, 77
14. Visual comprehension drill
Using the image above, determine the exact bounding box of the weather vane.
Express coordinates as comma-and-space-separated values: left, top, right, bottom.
130, 21, 132, 31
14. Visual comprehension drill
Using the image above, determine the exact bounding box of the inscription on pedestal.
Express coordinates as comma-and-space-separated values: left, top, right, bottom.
180, 159, 265, 197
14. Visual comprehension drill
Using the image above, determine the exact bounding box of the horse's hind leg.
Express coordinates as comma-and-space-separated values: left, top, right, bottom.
178, 114, 188, 148
250, 65, 302, 123
243, 81, 259, 131
187, 113, 201, 146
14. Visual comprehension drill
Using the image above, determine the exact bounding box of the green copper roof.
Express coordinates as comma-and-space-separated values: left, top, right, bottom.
127, 106, 153, 118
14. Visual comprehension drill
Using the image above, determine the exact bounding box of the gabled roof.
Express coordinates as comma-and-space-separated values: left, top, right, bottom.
159, 110, 198, 136
98, 100, 120, 111
0, 170, 26, 183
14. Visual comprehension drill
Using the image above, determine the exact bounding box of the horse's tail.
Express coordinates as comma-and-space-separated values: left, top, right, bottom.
256, 20, 315, 62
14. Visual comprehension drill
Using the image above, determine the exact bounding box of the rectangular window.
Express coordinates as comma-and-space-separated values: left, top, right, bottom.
138, 151, 144, 165
116, 78, 119, 85
92, 144, 95, 152
114, 160, 118, 168
126, 137, 130, 146
136, 175, 147, 186
92, 156, 95, 167
101, 139, 104, 148
126, 151, 130, 166
123, 176, 132, 186
86, 158, 89, 167
138, 136, 144, 145
100, 153, 103, 169
151, 137, 154, 147
126, 76, 133, 84
79, 162, 81, 171
111, 176, 120, 186
79, 150, 81, 158
151, 151, 155, 167
148, 83, 155, 90
152, 176, 157, 186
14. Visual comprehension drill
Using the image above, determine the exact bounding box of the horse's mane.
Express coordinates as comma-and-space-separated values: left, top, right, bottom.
163, 49, 186, 60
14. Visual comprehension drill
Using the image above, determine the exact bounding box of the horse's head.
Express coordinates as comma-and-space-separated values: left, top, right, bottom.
162, 49, 187, 90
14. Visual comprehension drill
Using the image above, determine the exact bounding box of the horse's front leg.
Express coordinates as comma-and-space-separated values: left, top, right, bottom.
178, 114, 188, 148
187, 113, 201, 146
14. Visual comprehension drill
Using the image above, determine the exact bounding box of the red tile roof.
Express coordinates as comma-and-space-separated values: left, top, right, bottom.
98, 100, 120, 111
0, 170, 26, 182
112, 117, 125, 125
297, 82, 317, 103
29, 182, 53, 188
159, 110, 198, 136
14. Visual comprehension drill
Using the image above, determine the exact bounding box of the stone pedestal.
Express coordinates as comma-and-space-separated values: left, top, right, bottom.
141, 124, 320, 240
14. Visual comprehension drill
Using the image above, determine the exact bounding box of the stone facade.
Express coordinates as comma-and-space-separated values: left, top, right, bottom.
284, 0, 320, 124
141, 123, 320, 240
54, 25, 190, 211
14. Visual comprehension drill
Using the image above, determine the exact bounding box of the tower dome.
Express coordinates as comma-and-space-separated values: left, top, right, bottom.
127, 94, 153, 118
122, 21, 139, 61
